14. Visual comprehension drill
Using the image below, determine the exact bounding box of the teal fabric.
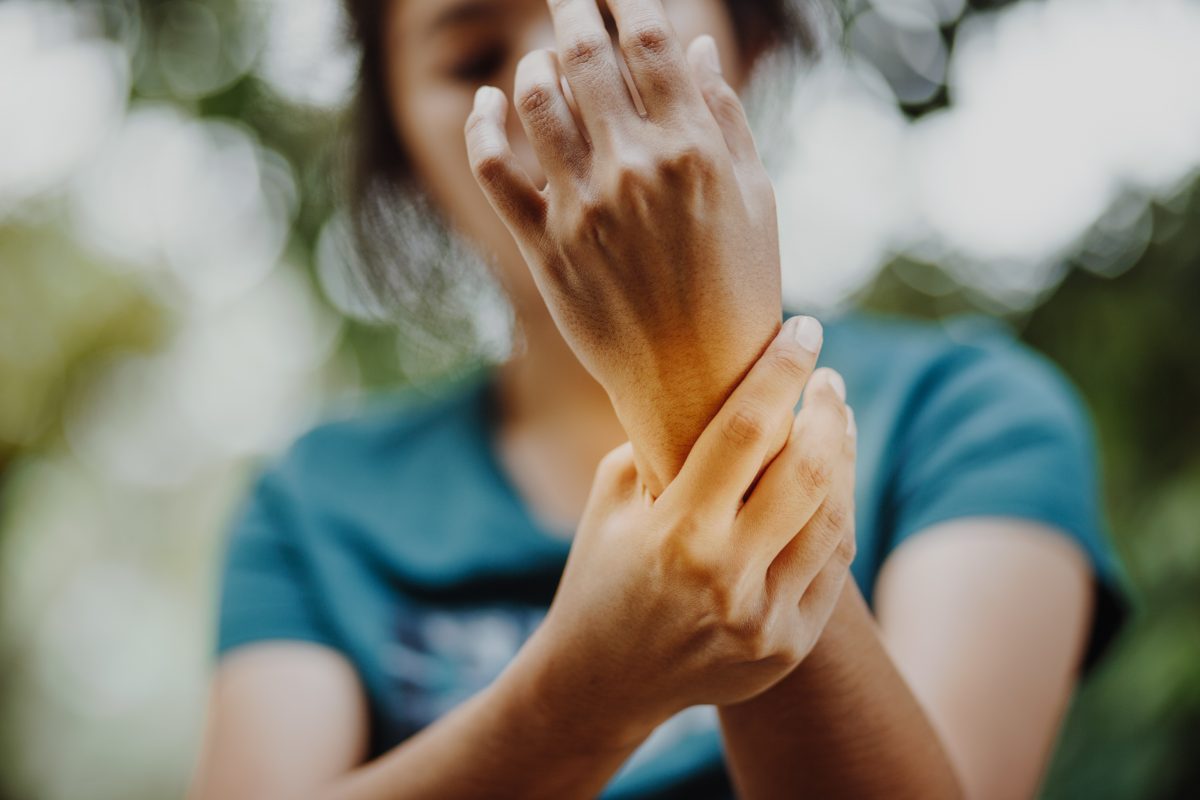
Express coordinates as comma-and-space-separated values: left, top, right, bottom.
215, 314, 1125, 798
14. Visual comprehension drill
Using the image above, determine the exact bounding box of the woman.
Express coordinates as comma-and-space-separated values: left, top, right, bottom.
191, 1, 1124, 797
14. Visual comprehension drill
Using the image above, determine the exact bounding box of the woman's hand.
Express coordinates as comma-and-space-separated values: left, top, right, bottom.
512, 316, 858, 748
465, 0, 785, 493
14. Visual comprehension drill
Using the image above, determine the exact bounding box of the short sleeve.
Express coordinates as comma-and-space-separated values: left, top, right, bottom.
889, 334, 1127, 666
215, 466, 338, 657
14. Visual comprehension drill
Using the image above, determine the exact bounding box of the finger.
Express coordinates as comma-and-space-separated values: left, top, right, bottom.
686, 36, 760, 170
606, 0, 700, 119
590, 442, 640, 507
574, 442, 639, 560
666, 315, 825, 513
514, 49, 591, 189
546, 0, 639, 140
736, 368, 850, 575
465, 86, 547, 238
768, 398, 858, 606
775, 431, 858, 658
792, 554, 852, 645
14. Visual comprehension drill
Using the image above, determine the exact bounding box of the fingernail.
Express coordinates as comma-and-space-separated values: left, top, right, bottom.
701, 35, 722, 75
788, 316, 823, 354
846, 407, 857, 440
828, 370, 847, 402
475, 85, 500, 112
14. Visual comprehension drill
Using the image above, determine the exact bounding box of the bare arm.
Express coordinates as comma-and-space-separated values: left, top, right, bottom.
192, 326, 848, 800
189, 644, 370, 800
191, 637, 645, 800
325, 629, 646, 800
718, 519, 1093, 799
875, 520, 1093, 798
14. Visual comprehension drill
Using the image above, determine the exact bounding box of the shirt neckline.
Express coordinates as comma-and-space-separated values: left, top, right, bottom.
464, 372, 576, 553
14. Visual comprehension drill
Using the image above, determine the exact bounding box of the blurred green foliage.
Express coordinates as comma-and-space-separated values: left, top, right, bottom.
865, 187, 1200, 799
1, 1, 1198, 798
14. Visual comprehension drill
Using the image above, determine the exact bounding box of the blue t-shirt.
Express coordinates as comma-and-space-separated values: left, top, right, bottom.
215, 314, 1125, 798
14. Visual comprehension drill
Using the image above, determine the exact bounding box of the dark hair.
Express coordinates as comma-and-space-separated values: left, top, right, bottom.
338, 1, 817, 344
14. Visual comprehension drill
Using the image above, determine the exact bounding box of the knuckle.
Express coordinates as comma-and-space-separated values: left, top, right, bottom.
516, 83, 556, 118
562, 33, 610, 70
833, 536, 858, 569
464, 109, 490, 140
758, 614, 803, 663
792, 455, 834, 495
718, 601, 760, 644
613, 159, 652, 194
656, 508, 726, 572
570, 199, 613, 241
469, 151, 509, 187
656, 144, 713, 179
729, 613, 785, 664
822, 503, 850, 537
665, 534, 721, 588
623, 21, 673, 58
721, 405, 769, 449
762, 347, 811, 383
705, 83, 745, 119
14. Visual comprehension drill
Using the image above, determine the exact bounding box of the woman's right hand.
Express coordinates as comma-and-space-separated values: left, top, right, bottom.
511, 315, 858, 749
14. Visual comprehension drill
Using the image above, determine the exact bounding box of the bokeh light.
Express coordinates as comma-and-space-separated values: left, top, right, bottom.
256, 0, 357, 109
771, 0, 1200, 311
2, 0, 1199, 797
0, 1, 129, 215
70, 105, 297, 306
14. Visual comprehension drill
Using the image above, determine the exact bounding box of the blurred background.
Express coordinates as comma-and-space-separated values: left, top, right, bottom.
1, 0, 1198, 797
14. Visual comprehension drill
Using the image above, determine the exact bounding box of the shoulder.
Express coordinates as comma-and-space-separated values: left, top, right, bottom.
825, 314, 1126, 664
822, 312, 1091, 439
821, 313, 1099, 501
264, 372, 491, 500
827, 312, 1114, 579
216, 372, 495, 656
823, 312, 1072, 388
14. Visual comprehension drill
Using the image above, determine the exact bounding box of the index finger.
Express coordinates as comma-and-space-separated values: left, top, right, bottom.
664, 315, 825, 514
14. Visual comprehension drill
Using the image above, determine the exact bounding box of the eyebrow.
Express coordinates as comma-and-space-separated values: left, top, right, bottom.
425, 0, 506, 36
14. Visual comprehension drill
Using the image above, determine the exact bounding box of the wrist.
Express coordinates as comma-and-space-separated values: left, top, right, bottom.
602, 320, 785, 493
789, 580, 868, 685
721, 582, 862, 718
498, 622, 660, 757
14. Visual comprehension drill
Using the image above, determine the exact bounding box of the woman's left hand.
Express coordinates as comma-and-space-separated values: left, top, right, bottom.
465, 0, 785, 492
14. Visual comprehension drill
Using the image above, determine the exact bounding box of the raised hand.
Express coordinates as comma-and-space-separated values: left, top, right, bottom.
465, 0, 785, 494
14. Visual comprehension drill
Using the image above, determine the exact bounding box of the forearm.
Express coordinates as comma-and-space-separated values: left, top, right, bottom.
326, 637, 646, 800
718, 582, 963, 800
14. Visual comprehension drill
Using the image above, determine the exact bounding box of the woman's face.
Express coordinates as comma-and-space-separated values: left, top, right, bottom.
382, 0, 749, 313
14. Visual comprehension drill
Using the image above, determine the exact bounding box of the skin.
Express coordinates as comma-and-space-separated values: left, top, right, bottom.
196, 322, 858, 799
190, 1, 1095, 798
